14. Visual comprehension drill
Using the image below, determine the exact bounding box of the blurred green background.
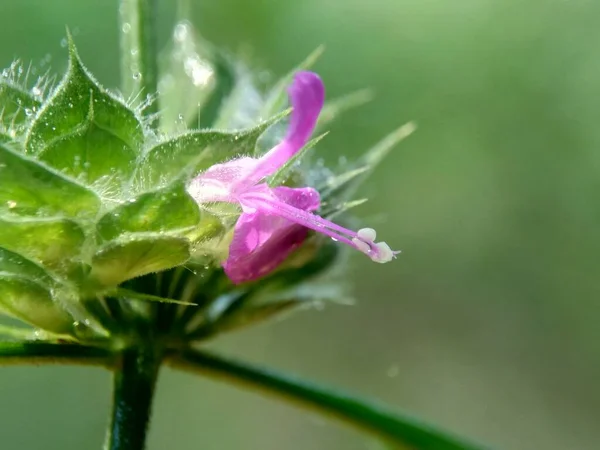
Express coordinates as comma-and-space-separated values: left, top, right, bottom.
1, 0, 600, 449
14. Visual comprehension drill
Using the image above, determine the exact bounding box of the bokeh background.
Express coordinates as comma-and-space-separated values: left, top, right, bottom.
1, 0, 600, 449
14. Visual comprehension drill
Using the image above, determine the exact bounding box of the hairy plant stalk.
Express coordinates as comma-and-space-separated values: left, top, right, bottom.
119, 0, 159, 118
104, 347, 162, 450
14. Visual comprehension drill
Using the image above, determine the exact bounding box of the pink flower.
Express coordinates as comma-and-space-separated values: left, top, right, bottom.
188, 72, 396, 284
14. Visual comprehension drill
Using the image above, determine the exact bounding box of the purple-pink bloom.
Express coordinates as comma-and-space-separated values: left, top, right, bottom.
188, 71, 396, 284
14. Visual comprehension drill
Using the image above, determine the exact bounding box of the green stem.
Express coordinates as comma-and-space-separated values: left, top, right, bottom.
105, 347, 162, 450
0, 341, 111, 366
119, 0, 159, 118
170, 350, 487, 450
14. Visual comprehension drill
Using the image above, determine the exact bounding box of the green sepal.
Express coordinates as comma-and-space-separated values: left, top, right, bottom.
135, 111, 287, 190
0, 273, 74, 334
0, 216, 85, 274
0, 79, 41, 135
0, 142, 101, 218
268, 132, 328, 187
96, 183, 201, 241
90, 235, 191, 287
25, 37, 143, 189
0, 247, 54, 287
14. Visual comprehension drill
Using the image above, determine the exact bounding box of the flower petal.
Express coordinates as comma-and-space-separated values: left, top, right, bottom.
245, 72, 325, 183
188, 156, 258, 203
223, 187, 320, 284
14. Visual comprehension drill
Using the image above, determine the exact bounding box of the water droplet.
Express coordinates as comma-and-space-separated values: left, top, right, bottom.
24, 108, 33, 117
133, 72, 142, 81
122, 23, 131, 33
387, 364, 400, 378
174, 22, 189, 42
60, 38, 68, 48
31, 86, 42, 97
6, 200, 17, 209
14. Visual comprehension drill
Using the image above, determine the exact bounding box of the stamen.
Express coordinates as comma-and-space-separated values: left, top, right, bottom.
243, 192, 396, 263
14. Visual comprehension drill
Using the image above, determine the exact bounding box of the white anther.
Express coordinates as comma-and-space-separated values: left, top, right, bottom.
357, 227, 377, 241
371, 242, 395, 263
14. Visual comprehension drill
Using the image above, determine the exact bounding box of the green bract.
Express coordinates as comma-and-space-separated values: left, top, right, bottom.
0, 32, 411, 348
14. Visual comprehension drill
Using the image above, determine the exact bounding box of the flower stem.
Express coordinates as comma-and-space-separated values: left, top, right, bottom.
119, 0, 159, 119
105, 347, 162, 450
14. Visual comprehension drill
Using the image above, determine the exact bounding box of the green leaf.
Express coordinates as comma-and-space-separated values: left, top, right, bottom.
0, 216, 85, 273
0, 78, 40, 133
25, 38, 143, 189
260, 46, 324, 119
0, 247, 54, 286
135, 111, 287, 190
96, 183, 201, 241
0, 142, 100, 217
112, 287, 197, 305
158, 20, 218, 133
90, 235, 190, 286
268, 132, 328, 187
0, 273, 74, 334
173, 350, 489, 450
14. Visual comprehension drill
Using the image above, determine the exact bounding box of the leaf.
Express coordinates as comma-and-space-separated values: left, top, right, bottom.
135, 111, 288, 190
25, 38, 143, 189
0, 79, 40, 132
260, 46, 325, 119
96, 183, 201, 241
173, 350, 489, 450
0, 216, 85, 273
90, 235, 191, 286
112, 287, 197, 305
0, 273, 74, 334
0, 142, 100, 218
268, 132, 328, 187
0, 247, 54, 286
158, 20, 218, 133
